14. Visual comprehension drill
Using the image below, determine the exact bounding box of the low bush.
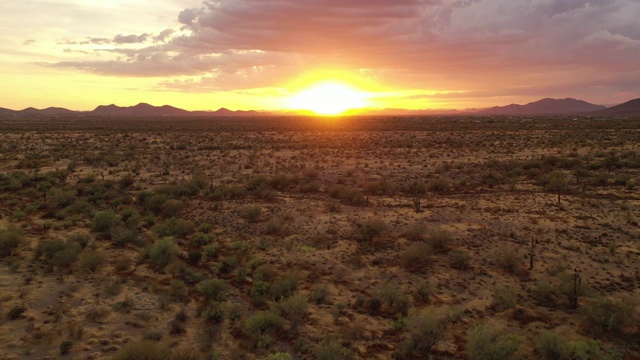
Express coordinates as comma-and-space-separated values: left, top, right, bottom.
399, 311, 445, 357
468, 325, 520, 360
279, 295, 308, 331
91, 209, 118, 233
353, 218, 387, 242
198, 278, 228, 302
310, 283, 330, 304
148, 237, 179, 270
401, 242, 431, 272
581, 296, 638, 335
113, 341, 166, 360
449, 249, 471, 270
491, 286, 518, 312
492, 246, 522, 274
80, 250, 108, 273
535, 331, 567, 360
429, 229, 453, 253
239, 205, 262, 223
315, 339, 353, 360
0, 225, 21, 257
270, 271, 299, 301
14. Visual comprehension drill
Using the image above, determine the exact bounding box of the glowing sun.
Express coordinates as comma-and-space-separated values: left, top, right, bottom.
287, 81, 368, 116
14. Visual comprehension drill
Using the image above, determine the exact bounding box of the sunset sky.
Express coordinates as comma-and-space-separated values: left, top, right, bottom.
1, 0, 639, 112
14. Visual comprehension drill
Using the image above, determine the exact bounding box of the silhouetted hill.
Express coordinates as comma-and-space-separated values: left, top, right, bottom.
0, 107, 16, 116
19, 107, 76, 115
479, 98, 605, 115
92, 103, 190, 116
591, 98, 640, 117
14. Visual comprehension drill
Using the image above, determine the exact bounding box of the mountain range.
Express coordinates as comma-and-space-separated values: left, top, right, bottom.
1, 97, 639, 117
0, 103, 261, 117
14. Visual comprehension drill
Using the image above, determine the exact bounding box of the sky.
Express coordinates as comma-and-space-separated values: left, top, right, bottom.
1, 0, 639, 112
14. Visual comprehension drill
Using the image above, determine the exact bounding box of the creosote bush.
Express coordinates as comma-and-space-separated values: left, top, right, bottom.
428, 229, 453, 253
198, 278, 229, 302
449, 249, 471, 270
148, 237, 179, 270
315, 339, 353, 360
468, 325, 520, 360
91, 209, 118, 234
401, 242, 431, 272
353, 217, 387, 243
398, 311, 445, 358
239, 204, 262, 223
0, 225, 22, 257
492, 246, 522, 274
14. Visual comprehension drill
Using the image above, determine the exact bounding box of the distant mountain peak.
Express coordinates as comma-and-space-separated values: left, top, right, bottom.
479, 98, 605, 115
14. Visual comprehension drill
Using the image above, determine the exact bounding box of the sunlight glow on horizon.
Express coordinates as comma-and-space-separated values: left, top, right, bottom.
286, 81, 370, 116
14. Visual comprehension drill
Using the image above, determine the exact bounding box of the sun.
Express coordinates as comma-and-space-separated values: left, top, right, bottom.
287, 81, 368, 116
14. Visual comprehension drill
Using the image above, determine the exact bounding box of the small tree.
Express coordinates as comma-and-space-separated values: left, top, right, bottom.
92, 209, 118, 234
353, 218, 387, 243
148, 237, 179, 270
398, 310, 445, 357
279, 295, 308, 332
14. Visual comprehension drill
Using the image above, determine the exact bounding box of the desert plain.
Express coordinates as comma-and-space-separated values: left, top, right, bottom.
0, 115, 639, 359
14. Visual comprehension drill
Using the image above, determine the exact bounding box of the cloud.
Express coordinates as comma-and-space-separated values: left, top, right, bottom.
113, 33, 149, 44
44, 0, 640, 101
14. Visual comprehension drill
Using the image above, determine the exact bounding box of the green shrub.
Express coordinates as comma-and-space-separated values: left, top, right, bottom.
315, 339, 353, 360
535, 331, 567, 360
270, 271, 299, 301
120, 207, 141, 228
279, 295, 308, 331
113, 341, 166, 360
568, 339, 621, 360
67, 232, 90, 249
429, 229, 453, 253
148, 237, 179, 270
427, 177, 449, 192
239, 205, 262, 222
267, 352, 293, 360
491, 286, 518, 311
92, 209, 118, 233
449, 249, 471, 270
328, 184, 366, 206
353, 218, 387, 242
51, 188, 76, 209
375, 283, 410, 316
492, 246, 521, 274
162, 199, 185, 217
414, 280, 433, 304
189, 232, 213, 247
531, 281, 556, 307
404, 222, 427, 240
310, 283, 330, 304
0, 225, 21, 257
153, 217, 194, 238
401, 242, 431, 272
253, 264, 277, 282
80, 250, 108, 273
111, 226, 141, 247
202, 303, 225, 324
401, 311, 445, 356
198, 278, 228, 302
245, 311, 285, 337
468, 325, 520, 360
35, 238, 81, 269
203, 243, 220, 258
581, 296, 638, 335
